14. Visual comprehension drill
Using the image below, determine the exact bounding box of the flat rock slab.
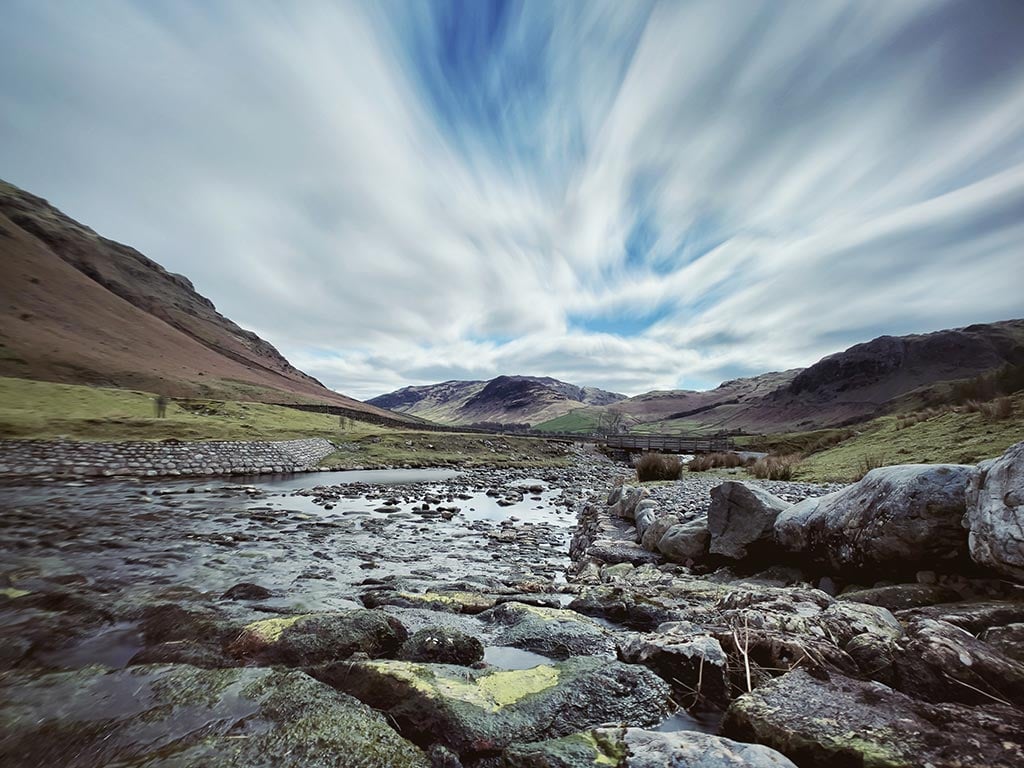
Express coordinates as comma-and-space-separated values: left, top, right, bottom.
0, 664, 429, 768
506, 727, 797, 767
362, 589, 499, 614
313, 656, 671, 755
723, 668, 1024, 768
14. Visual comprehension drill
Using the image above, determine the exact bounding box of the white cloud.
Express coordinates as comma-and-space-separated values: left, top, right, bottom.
1, 0, 1022, 400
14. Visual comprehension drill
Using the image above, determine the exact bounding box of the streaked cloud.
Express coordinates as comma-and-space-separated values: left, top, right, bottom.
2, 0, 1022, 398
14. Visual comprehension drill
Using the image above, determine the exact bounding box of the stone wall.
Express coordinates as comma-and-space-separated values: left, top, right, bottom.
0, 437, 336, 478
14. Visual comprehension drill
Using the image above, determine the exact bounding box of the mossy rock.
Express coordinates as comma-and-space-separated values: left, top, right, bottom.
313, 656, 671, 756
362, 589, 497, 614
722, 668, 1024, 768
479, 601, 616, 659
505, 727, 798, 767
227, 609, 407, 665
0, 664, 429, 767
399, 626, 485, 665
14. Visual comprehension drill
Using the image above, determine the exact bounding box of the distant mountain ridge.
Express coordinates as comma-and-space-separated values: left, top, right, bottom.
367, 375, 625, 426
551, 319, 1024, 435
0, 179, 399, 417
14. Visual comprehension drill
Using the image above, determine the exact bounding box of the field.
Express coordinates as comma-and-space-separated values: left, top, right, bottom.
532, 408, 602, 433
791, 396, 1023, 482
0, 376, 571, 468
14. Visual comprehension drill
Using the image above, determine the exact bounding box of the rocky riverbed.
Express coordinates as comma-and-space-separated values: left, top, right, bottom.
1, 443, 1023, 767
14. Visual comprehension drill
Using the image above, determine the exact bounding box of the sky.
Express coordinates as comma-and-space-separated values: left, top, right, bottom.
2, 0, 1023, 400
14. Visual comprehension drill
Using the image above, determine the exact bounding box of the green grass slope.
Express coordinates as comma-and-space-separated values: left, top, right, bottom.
791, 393, 1023, 482
0, 376, 378, 442
532, 408, 602, 433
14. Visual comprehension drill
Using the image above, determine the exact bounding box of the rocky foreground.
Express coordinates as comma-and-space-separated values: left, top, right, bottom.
0, 443, 1022, 766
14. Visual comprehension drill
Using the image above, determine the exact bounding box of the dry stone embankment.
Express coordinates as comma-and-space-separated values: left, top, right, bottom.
0, 437, 334, 478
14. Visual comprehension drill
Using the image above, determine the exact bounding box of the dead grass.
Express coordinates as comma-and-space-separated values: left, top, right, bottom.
750, 454, 800, 480
636, 452, 683, 482
687, 452, 746, 472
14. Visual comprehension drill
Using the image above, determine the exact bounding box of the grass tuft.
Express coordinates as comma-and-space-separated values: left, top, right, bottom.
636, 452, 683, 482
751, 454, 800, 480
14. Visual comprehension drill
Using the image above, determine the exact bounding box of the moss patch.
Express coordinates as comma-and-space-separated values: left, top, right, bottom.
370, 661, 561, 713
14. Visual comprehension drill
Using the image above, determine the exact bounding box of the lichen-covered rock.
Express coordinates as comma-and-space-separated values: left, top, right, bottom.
227, 609, 407, 665
609, 486, 647, 521
774, 464, 976, 574
362, 589, 498, 614
723, 668, 1024, 768
963, 441, 1024, 581
0, 664, 429, 768
657, 519, 710, 564
640, 513, 680, 552
569, 587, 689, 631
981, 622, 1024, 663
836, 583, 962, 611
848, 617, 1024, 707
479, 601, 617, 659
505, 727, 797, 767
708, 482, 790, 560
587, 539, 662, 566
617, 622, 731, 706
399, 626, 484, 666
313, 656, 671, 755
894, 599, 1024, 633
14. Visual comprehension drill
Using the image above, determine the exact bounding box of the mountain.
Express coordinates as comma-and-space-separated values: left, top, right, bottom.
538, 320, 1024, 435
0, 179, 396, 416
367, 375, 626, 426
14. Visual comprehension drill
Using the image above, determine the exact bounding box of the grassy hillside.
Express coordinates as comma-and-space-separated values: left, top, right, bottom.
532, 408, 602, 433
0, 376, 572, 468
0, 376, 380, 442
790, 393, 1023, 482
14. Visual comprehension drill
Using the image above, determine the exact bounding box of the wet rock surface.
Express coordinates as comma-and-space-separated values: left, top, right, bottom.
3, 446, 1024, 766
0, 664, 430, 767
313, 656, 672, 756
722, 668, 1024, 768
506, 727, 798, 767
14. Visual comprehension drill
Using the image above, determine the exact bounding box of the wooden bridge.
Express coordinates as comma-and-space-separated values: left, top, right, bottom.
542, 432, 734, 454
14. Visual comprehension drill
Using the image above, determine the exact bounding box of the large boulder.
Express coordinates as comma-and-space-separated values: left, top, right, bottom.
227, 609, 407, 665
657, 519, 710, 564
640, 513, 680, 551
313, 657, 671, 755
608, 485, 647, 521
963, 441, 1024, 581
708, 482, 791, 560
774, 464, 976, 573
505, 727, 797, 767
0, 664, 429, 768
723, 668, 1024, 768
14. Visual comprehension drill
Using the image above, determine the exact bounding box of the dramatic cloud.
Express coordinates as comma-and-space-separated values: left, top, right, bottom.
2, 0, 1022, 398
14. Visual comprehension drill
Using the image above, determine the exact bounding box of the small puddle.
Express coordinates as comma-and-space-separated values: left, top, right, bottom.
237, 468, 464, 490
482, 646, 555, 670
654, 707, 724, 735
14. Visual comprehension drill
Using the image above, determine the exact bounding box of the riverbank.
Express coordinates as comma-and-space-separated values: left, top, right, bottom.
2, 445, 1022, 766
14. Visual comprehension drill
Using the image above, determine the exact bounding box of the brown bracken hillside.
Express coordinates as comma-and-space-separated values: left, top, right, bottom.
0, 179, 395, 417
